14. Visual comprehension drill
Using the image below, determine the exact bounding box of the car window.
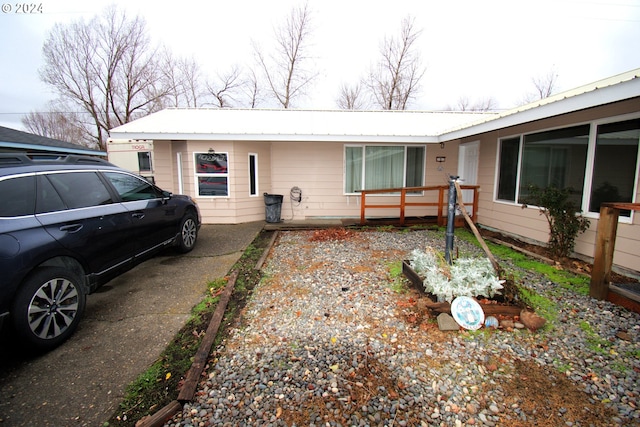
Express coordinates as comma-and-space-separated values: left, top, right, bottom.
0, 175, 35, 217
103, 172, 161, 201
36, 175, 66, 214
46, 172, 113, 209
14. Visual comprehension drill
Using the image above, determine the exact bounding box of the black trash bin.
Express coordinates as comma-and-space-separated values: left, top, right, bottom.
263, 193, 283, 223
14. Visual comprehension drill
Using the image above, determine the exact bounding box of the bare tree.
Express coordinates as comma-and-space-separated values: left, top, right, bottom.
520, 68, 559, 105
473, 96, 498, 111
365, 16, 425, 110
241, 68, 265, 108
445, 95, 498, 111
39, 5, 169, 149
253, 1, 317, 108
22, 102, 96, 147
446, 96, 472, 111
336, 83, 368, 110
532, 68, 559, 99
160, 50, 205, 108
206, 65, 244, 108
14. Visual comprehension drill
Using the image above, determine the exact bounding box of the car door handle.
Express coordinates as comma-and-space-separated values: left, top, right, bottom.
59, 224, 83, 233
132, 212, 145, 219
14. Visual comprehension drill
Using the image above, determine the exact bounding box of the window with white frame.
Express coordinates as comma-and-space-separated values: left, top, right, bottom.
496, 117, 640, 217
194, 152, 228, 197
345, 145, 425, 194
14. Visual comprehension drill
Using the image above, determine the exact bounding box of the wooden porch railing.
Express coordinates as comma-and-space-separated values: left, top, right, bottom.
590, 202, 640, 300
359, 185, 479, 226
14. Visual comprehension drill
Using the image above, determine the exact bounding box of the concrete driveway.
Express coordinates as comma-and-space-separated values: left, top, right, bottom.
0, 222, 264, 427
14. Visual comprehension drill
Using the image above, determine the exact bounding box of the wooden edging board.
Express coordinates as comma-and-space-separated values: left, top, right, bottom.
135, 270, 239, 427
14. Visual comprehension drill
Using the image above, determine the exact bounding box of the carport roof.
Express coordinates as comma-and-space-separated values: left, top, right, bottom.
0, 125, 106, 156
109, 109, 497, 143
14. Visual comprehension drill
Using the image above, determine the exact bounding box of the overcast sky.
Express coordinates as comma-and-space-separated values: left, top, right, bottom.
1, 0, 639, 130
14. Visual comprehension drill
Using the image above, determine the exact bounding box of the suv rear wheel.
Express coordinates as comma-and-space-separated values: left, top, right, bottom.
12, 267, 86, 351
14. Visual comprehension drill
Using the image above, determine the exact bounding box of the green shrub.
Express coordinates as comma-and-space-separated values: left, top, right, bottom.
521, 184, 590, 258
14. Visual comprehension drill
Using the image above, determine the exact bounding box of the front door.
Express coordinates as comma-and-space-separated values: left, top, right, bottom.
457, 141, 479, 216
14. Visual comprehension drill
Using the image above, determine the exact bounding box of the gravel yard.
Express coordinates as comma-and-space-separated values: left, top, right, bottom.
166, 228, 640, 427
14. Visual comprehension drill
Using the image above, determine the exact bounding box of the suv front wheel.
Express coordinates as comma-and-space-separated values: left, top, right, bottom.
12, 267, 87, 351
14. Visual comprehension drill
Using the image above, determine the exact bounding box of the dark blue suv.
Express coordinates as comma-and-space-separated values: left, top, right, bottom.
0, 154, 201, 351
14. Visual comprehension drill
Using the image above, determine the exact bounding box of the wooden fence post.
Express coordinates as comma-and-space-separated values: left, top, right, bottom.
589, 205, 620, 300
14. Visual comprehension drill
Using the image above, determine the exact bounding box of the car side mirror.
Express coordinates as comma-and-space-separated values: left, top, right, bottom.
162, 191, 172, 202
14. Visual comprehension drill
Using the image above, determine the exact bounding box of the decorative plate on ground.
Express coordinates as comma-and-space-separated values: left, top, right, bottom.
451, 296, 485, 330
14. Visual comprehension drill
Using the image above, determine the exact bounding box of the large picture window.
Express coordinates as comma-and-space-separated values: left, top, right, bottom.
496, 118, 639, 217
519, 125, 589, 205
345, 145, 425, 194
195, 152, 229, 197
589, 119, 640, 216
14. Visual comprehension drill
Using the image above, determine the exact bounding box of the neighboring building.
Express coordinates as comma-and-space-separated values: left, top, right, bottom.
0, 125, 105, 157
109, 68, 640, 276
106, 139, 154, 182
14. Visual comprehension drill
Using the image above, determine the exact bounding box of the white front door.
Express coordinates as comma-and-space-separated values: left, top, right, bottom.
457, 141, 479, 215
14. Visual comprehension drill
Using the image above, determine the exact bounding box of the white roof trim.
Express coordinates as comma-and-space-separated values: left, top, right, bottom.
112, 133, 441, 143
438, 69, 640, 142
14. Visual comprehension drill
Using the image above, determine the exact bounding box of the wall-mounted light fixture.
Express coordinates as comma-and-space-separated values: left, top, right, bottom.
208, 148, 215, 154
436, 156, 446, 163
440, 142, 445, 149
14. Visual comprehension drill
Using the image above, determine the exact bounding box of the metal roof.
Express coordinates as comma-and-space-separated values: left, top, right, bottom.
109, 109, 497, 143
109, 68, 640, 144
439, 68, 640, 141
0, 125, 106, 156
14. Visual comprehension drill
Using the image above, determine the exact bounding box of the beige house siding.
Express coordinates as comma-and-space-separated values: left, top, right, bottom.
467, 100, 640, 273
270, 141, 348, 220
268, 141, 458, 221
151, 141, 175, 189
151, 140, 274, 224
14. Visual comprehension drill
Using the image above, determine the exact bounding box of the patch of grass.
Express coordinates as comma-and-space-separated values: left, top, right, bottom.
555, 360, 572, 373
106, 230, 275, 427
386, 260, 408, 293
517, 285, 557, 327
388, 260, 403, 279
462, 328, 493, 341
579, 321, 612, 355
456, 229, 590, 295
626, 348, 640, 359
610, 361, 629, 374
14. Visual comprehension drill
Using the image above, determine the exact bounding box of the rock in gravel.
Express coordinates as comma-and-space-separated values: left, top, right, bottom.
437, 312, 460, 331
